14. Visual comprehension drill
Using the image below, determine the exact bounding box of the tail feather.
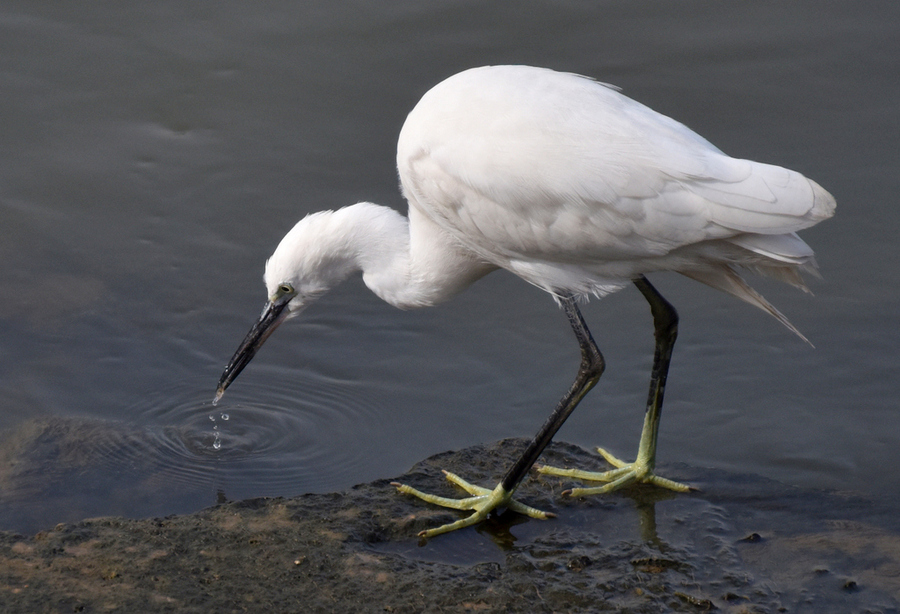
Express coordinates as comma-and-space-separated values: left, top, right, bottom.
680, 265, 812, 346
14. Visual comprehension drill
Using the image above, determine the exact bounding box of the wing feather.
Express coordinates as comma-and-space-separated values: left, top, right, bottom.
397, 66, 834, 271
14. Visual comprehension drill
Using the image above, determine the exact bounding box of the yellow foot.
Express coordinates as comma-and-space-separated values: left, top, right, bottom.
391, 470, 555, 538
537, 447, 693, 497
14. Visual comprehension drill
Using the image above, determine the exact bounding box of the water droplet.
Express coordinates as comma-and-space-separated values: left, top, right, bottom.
220, 413, 229, 421
210, 413, 223, 451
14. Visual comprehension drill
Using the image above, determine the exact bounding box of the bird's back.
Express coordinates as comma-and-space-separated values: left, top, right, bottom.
397, 65, 834, 309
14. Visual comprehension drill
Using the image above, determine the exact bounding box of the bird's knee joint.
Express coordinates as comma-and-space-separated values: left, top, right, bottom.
580, 352, 605, 379
653, 311, 678, 344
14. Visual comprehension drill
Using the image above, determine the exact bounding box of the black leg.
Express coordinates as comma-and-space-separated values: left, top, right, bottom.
631, 275, 678, 472
501, 295, 605, 491
392, 294, 606, 537
538, 277, 691, 495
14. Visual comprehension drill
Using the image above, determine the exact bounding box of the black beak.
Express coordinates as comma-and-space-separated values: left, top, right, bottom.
214, 299, 290, 403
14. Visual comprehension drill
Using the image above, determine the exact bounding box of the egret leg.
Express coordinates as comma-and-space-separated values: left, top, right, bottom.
538, 275, 692, 496
392, 295, 605, 537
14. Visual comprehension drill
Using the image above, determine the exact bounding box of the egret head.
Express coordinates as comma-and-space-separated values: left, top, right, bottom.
214, 211, 356, 403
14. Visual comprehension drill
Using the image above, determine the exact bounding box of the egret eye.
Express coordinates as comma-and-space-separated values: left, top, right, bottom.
279, 283, 294, 295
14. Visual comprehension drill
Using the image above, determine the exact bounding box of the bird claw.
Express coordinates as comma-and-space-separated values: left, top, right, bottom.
391, 470, 554, 538
537, 446, 692, 496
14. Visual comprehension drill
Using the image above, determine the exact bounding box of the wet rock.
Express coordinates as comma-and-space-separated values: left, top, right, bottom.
0, 439, 899, 613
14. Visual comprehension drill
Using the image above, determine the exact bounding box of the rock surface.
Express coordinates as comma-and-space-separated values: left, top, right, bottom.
1, 439, 899, 613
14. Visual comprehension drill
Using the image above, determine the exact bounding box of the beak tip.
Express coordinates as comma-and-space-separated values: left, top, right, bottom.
213, 387, 225, 406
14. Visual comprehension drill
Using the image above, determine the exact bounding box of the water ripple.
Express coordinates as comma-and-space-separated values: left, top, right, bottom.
121, 372, 388, 496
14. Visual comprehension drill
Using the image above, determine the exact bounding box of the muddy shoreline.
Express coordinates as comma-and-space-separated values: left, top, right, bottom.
2, 439, 899, 613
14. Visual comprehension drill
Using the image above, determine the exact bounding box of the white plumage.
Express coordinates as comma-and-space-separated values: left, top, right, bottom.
217, 65, 835, 538
397, 66, 832, 318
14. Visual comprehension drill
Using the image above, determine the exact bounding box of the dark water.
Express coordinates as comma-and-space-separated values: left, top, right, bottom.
0, 2, 897, 534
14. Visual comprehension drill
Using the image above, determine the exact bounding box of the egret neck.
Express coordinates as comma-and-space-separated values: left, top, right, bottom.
264, 202, 495, 312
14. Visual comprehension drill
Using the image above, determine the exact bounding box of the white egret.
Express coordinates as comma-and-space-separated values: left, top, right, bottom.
215, 65, 835, 538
